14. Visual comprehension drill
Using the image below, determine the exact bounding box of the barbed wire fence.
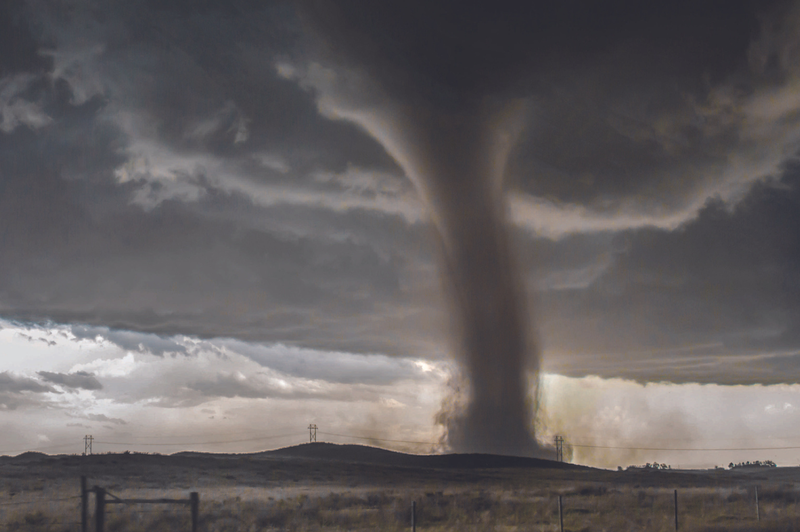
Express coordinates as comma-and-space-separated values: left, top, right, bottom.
0, 469, 783, 531
0, 493, 83, 531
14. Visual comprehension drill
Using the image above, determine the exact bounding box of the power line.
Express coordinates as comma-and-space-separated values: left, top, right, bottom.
319, 433, 800, 452
573, 433, 800, 444
93, 432, 304, 447
571, 443, 800, 452
95, 427, 301, 441
6, 430, 800, 456
317, 431, 436, 445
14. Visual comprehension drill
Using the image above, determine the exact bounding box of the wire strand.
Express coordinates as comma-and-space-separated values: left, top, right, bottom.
7, 431, 800, 456
0, 496, 80, 507
570, 443, 800, 452
317, 431, 436, 445
93, 433, 304, 447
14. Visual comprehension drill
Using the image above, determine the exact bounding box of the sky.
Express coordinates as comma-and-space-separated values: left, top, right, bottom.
2, 0, 800, 468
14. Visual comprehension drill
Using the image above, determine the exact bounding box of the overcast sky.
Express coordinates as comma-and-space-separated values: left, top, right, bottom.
3, 0, 800, 468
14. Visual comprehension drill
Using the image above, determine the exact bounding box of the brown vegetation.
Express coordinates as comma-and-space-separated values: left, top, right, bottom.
1, 444, 799, 531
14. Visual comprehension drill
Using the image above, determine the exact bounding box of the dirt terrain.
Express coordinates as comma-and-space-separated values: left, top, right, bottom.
1, 443, 799, 531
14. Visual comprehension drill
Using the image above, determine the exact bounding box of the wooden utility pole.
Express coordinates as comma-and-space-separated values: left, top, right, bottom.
191, 492, 199, 532
81, 476, 88, 532
94, 487, 105, 532
674, 489, 678, 531
755, 485, 760, 521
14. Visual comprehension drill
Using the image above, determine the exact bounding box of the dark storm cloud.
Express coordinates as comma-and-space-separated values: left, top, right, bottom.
299, 0, 787, 206
293, 0, 800, 240
69, 326, 188, 357
300, 1, 767, 102
184, 371, 392, 403
0, 2, 45, 73
506, 0, 800, 236
37, 371, 103, 390
54, 324, 431, 387
0, 372, 55, 411
537, 167, 800, 384
217, 339, 426, 385
0, 372, 52, 394
3, 0, 800, 390
0, 0, 428, 355
15, 332, 56, 347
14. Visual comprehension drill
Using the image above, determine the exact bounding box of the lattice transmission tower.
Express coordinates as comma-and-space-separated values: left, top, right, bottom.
84, 435, 93, 456
554, 435, 564, 462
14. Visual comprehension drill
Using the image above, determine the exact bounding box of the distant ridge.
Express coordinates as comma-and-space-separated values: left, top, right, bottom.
252, 442, 588, 470
2, 451, 49, 461
0, 443, 589, 470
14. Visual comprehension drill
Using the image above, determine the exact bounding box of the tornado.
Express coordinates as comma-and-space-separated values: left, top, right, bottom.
387, 103, 542, 456
298, 1, 548, 456
294, 0, 777, 457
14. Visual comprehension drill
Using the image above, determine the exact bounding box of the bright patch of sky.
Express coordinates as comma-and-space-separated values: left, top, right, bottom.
3, 319, 800, 469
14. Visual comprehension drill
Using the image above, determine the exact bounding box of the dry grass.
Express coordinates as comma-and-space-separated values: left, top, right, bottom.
4, 484, 800, 532
2, 452, 799, 531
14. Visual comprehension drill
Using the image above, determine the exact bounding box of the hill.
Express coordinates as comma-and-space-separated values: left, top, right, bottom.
251, 442, 588, 470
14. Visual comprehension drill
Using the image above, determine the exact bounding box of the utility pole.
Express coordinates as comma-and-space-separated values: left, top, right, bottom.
84, 435, 93, 456
554, 435, 564, 462
95, 487, 105, 532
308, 424, 317, 442
81, 476, 88, 532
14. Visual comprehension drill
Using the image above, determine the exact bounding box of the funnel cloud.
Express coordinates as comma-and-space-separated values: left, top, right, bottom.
371, 101, 541, 456
297, 1, 553, 456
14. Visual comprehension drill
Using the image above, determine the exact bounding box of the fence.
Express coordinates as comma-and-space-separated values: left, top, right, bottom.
0, 478, 779, 531
0, 493, 83, 531
403, 486, 766, 532
406, 491, 679, 532
82, 477, 198, 532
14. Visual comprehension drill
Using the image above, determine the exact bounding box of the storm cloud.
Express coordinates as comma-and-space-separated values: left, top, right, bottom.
0, 0, 799, 400
0, 371, 55, 411
38, 371, 103, 390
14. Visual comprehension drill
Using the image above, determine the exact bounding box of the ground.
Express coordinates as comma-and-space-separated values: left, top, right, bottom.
1, 443, 798, 531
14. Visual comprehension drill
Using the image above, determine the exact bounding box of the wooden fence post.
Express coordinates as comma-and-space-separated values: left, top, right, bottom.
81, 476, 88, 532
674, 489, 678, 531
411, 500, 416, 532
755, 485, 760, 521
558, 495, 564, 532
95, 487, 105, 532
191, 492, 199, 532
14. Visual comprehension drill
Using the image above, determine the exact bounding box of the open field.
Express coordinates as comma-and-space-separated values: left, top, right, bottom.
2, 443, 799, 531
